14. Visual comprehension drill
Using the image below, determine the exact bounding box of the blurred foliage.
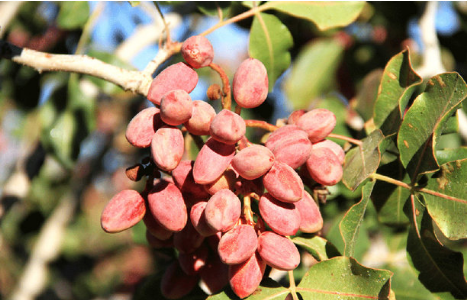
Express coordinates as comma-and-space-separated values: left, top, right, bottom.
1, 2, 467, 300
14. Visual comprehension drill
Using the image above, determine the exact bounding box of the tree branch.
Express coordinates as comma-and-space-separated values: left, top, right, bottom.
0, 29, 183, 97
0, 39, 152, 95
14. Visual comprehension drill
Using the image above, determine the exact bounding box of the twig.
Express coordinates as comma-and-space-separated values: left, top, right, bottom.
115, 13, 181, 63
244, 120, 278, 132
200, 2, 275, 37
1, 40, 152, 96
327, 133, 362, 146
141, 41, 181, 76
75, 2, 104, 55
209, 63, 232, 110
288, 270, 299, 300
370, 173, 411, 190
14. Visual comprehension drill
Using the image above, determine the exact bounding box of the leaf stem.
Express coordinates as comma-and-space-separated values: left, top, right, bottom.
288, 270, 299, 300
209, 63, 232, 110
200, 3, 273, 37
243, 195, 254, 224
371, 173, 467, 204
244, 120, 278, 132
327, 133, 362, 146
370, 173, 411, 190
417, 187, 467, 204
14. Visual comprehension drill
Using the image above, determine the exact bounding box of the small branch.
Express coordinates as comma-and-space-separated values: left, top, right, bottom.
209, 63, 232, 110
216, 2, 224, 22
370, 173, 412, 190
154, 2, 171, 44
200, 3, 274, 36
243, 195, 254, 224
235, 105, 242, 115
115, 13, 182, 63
1, 40, 152, 96
288, 270, 299, 300
141, 41, 182, 76
244, 120, 278, 132
327, 133, 362, 146
75, 2, 104, 55
417, 187, 467, 204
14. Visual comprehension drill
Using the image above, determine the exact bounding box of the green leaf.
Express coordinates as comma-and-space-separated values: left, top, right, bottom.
207, 278, 288, 300
390, 267, 439, 300
442, 111, 459, 135
398, 73, 467, 180
128, 1, 140, 7
249, 12, 293, 91
265, 1, 365, 31
421, 159, 467, 240
436, 148, 467, 165
284, 39, 344, 110
373, 49, 423, 136
42, 110, 77, 169
57, 2, 90, 30
339, 180, 375, 257
342, 129, 384, 191
293, 235, 341, 262
296, 257, 393, 299
371, 160, 411, 227
198, 2, 233, 19
353, 69, 383, 122
406, 196, 467, 298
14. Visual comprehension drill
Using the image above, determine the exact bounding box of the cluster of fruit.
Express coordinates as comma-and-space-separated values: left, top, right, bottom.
100, 35, 345, 299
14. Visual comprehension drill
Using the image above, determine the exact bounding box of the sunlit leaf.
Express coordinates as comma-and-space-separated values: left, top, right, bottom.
343, 129, 384, 190
207, 278, 288, 300
293, 235, 340, 261
265, 1, 365, 31
421, 159, 467, 240
249, 12, 293, 91
296, 256, 392, 299
340, 180, 375, 257
373, 49, 423, 136
398, 73, 467, 180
